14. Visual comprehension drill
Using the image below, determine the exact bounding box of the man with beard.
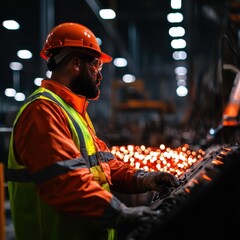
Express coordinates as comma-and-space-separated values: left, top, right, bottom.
7, 22, 180, 240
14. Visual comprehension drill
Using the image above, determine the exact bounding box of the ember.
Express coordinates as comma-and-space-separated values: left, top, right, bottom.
111, 144, 205, 177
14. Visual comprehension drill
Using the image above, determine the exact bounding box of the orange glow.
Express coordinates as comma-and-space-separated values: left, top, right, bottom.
220, 151, 228, 156
216, 155, 223, 160
202, 174, 212, 181
222, 147, 232, 152
160, 144, 165, 150
193, 179, 199, 184
212, 159, 224, 165
111, 144, 205, 177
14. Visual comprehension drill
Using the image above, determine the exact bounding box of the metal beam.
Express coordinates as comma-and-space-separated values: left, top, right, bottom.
85, 0, 138, 74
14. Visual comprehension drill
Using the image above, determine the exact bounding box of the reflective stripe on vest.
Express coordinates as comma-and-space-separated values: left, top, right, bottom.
7, 88, 115, 189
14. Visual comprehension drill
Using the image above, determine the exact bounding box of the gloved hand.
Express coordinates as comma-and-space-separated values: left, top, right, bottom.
138, 171, 180, 194
116, 206, 160, 236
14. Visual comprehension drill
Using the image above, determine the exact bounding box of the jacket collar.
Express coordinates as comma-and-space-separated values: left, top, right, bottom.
41, 79, 89, 115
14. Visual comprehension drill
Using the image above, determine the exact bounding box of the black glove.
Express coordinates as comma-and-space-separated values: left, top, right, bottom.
117, 206, 156, 223
116, 206, 160, 239
138, 171, 180, 194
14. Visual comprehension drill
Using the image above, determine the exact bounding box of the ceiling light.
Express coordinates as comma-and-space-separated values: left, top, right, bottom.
175, 66, 187, 75
113, 58, 127, 67
9, 62, 23, 71
34, 77, 44, 86
122, 74, 136, 83
171, 0, 182, 9
169, 26, 185, 37
171, 39, 186, 49
176, 85, 188, 97
2, 20, 20, 30
176, 74, 187, 80
99, 9, 116, 19
173, 51, 187, 60
14, 92, 25, 101
17, 50, 32, 59
167, 12, 183, 23
177, 79, 186, 86
4, 88, 16, 97
96, 37, 102, 46
46, 70, 52, 78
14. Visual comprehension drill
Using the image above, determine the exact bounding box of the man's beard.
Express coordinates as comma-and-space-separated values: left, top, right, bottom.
69, 71, 100, 99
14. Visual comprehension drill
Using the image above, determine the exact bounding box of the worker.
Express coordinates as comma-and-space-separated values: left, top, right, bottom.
7, 22, 180, 240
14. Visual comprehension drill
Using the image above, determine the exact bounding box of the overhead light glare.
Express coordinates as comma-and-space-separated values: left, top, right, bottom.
173, 51, 187, 60
167, 13, 183, 23
176, 74, 187, 81
96, 37, 102, 46
176, 85, 188, 97
171, 39, 186, 49
177, 79, 187, 86
122, 74, 136, 83
17, 50, 32, 59
113, 58, 127, 67
14, 92, 25, 101
46, 70, 52, 78
169, 27, 185, 37
2, 20, 20, 30
175, 66, 187, 75
9, 62, 23, 71
99, 9, 116, 19
171, 0, 182, 9
4, 88, 16, 97
34, 77, 44, 86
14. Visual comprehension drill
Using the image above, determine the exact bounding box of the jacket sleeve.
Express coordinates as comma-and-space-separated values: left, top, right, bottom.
108, 158, 145, 194
91, 132, 145, 194
14, 99, 125, 223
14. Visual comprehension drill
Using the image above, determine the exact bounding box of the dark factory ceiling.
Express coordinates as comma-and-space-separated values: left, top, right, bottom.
0, 0, 239, 133
0, 0, 174, 90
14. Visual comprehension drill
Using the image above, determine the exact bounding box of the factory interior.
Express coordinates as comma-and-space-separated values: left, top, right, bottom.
0, 0, 240, 239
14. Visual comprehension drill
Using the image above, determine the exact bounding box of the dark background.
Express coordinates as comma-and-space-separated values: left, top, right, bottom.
0, 0, 239, 153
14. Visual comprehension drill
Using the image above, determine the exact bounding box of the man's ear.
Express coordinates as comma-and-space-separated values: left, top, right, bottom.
72, 57, 81, 71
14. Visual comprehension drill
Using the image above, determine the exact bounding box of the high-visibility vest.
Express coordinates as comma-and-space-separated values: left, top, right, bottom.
7, 87, 117, 240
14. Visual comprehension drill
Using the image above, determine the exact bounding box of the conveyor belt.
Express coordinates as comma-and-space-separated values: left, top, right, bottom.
120, 142, 240, 240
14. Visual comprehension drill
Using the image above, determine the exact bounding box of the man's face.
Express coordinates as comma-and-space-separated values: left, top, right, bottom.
69, 57, 103, 100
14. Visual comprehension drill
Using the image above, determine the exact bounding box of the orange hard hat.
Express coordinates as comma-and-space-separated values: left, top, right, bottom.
40, 22, 112, 63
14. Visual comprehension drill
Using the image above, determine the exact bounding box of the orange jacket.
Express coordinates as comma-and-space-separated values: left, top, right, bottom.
13, 79, 141, 219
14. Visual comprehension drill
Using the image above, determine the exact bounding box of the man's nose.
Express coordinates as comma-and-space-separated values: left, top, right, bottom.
97, 71, 103, 80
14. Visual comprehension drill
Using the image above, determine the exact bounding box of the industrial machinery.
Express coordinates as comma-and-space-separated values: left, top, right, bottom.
118, 142, 240, 240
